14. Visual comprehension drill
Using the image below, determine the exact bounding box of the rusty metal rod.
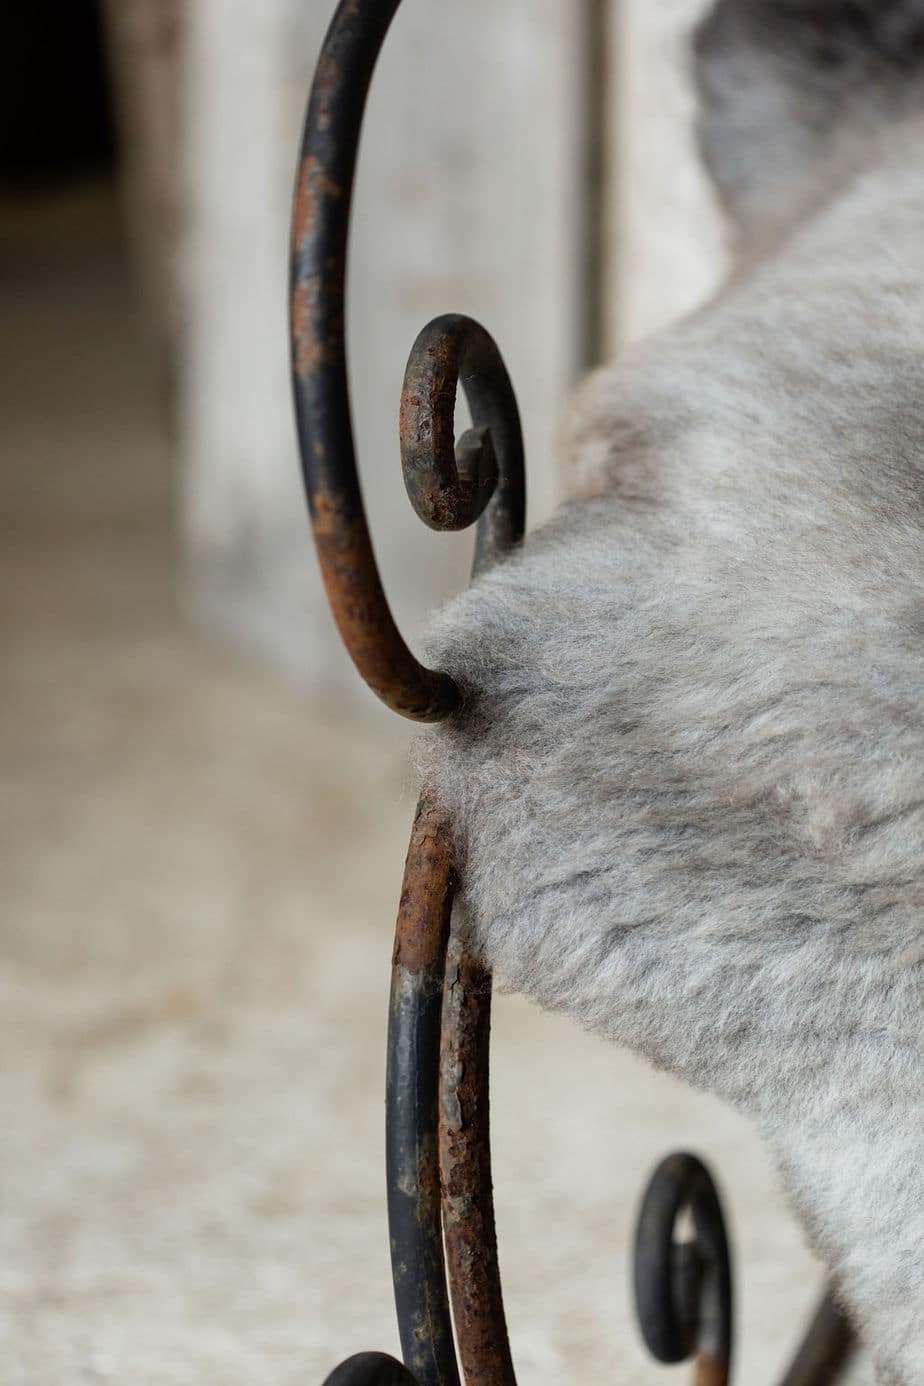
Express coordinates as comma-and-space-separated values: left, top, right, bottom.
777, 1290, 855, 1386
387, 797, 460, 1386
439, 929, 517, 1386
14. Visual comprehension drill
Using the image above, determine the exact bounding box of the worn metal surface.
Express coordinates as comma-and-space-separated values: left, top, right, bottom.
400, 314, 525, 574
439, 930, 517, 1386
291, 0, 525, 719
323, 1353, 421, 1386
778, 1291, 856, 1386
633, 1152, 733, 1386
386, 796, 460, 1386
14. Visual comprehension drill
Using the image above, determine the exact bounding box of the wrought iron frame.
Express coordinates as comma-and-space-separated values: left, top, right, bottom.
290, 4, 858, 1383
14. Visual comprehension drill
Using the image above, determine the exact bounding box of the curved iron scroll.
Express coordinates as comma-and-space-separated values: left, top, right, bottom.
291, 1, 523, 720
294, 3, 858, 1384
634, 1153, 733, 1386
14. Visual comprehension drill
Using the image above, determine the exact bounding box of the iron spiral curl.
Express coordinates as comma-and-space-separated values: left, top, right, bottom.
633, 1153, 734, 1386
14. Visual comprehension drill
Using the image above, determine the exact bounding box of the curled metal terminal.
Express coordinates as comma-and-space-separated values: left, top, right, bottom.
633, 1153, 733, 1386
439, 930, 516, 1386
633, 1154, 856, 1386
400, 314, 525, 576
322, 1353, 420, 1386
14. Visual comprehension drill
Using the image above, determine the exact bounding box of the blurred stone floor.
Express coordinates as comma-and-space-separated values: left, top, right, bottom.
0, 186, 867, 1385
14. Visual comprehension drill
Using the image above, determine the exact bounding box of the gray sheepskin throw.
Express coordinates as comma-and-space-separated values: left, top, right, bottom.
417, 4, 924, 1380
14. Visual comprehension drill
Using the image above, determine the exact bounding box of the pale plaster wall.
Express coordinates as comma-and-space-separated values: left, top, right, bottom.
614, 0, 728, 348
103, 0, 185, 358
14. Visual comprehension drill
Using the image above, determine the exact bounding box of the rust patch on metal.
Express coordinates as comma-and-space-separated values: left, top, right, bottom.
310, 495, 456, 721
312, 51, 344, 135
293, 154, 342, 250
695, 1353, 729, 1386
393, 797, 455, 971
387, 795, 459, 1386
440, 930, 517, 1386
397, 316, 513, 536
291, 156, 344, 383
292, 280, 321, 380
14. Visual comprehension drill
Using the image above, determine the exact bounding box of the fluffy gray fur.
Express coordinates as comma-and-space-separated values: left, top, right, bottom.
416, 4, 924, 1380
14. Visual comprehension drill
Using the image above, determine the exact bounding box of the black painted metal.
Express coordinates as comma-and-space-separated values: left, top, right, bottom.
290, 0, 455, 721
292, 0, 400, 531
399, 314, 525, 574
322, 1354, 420, 1386
386, 800, 460, 1386
633, 1153, 733, 1380
387, 962, 460, 1386
778, 1292, 856, 1386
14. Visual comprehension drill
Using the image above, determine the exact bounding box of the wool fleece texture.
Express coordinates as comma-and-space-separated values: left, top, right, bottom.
416, 3, 924, 1381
